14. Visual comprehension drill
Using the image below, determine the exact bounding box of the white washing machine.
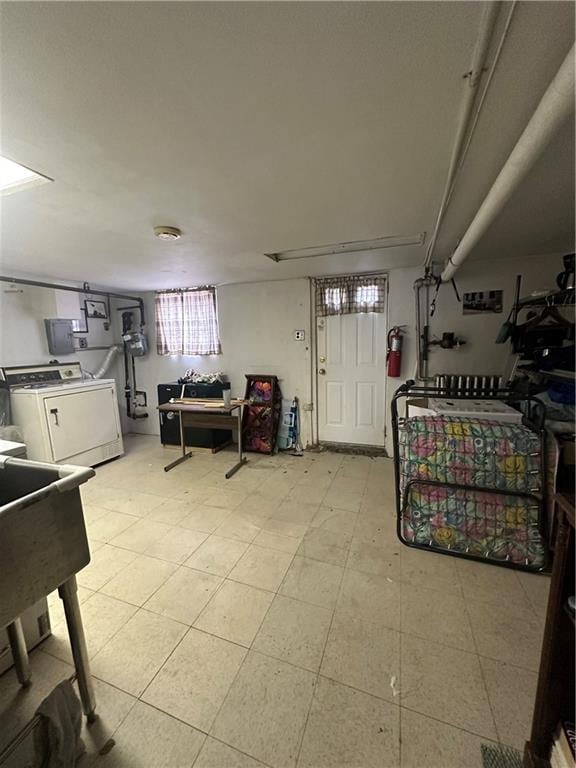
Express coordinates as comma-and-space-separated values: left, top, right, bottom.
3, 362, 124, 466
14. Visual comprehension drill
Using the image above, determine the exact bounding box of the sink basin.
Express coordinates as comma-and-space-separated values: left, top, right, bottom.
0, 457, 94, 629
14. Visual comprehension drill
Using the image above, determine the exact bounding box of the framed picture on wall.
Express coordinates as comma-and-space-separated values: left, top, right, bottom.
72, 308, 88, 333
463, 290, 503, 315
85, 299, 108, 319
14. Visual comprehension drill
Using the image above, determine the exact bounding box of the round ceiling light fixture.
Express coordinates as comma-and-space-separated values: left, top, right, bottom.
154, 225, 182, 241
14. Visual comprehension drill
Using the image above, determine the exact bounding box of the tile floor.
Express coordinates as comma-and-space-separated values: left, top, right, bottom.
0, 434, 550, 767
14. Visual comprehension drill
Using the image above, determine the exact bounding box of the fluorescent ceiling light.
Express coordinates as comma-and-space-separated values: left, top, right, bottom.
0, 155, 52, 195
265, 233, 426, 262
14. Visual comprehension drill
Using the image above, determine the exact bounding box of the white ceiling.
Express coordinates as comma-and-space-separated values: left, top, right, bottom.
0, 1, 573, 291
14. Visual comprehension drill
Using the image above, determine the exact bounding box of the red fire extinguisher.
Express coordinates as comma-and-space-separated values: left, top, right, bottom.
387, 326, 404, 378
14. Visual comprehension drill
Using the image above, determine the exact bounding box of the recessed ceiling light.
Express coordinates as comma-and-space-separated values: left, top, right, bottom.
265, 233, 426, 262
154, 226, 182, 241
0, 155, 52, 195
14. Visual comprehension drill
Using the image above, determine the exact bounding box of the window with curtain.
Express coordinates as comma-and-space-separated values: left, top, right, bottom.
155, 287, 222, 355
314, 275, 386, 316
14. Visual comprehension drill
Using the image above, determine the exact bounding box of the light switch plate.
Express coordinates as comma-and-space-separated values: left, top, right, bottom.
294, 330, 305, 341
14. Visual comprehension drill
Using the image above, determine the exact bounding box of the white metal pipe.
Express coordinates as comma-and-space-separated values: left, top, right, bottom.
90, 345, 121, 379
424, 1, 501, 269
441, 43, 575, 282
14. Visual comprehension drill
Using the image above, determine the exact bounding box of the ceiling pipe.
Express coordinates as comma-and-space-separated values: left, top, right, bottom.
441, 43, 575, 283
0, 274, 145, 326
423, 1, 501, 272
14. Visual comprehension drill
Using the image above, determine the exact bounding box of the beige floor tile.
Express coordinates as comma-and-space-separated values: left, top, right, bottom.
401, 585, 475, 651
194, 580, 274, 646
43, 592, 137, 664
253, 530, 302, 555
212, 651, 316, 768
98, 700, 205, 768
279, 556, 343, 609
93, 488, 165, 518
287, 484, 326, 505
321, 612, 400, 701
252, 594, 332, 672
273, 499, 320, 524
347, 537, 402, 579
142, 628, 247, 731
517, 571, 551, 620
229, 544, 294, 592
204, 488, 248, 510
299, 676, 400, 768
322, 488, 362, 513
467, 599, 544, 671
400, 634, 496, 739
257, 477, 294, 501
480, 656, 538, 750
263, 518, 309, 539
400, 709, 486, 768
194, 737, 266, 768
214, 512, 263, 543
147, 497, 197, 526
87, 510, 138, 543
77, 676, 137, 759
83, 504, 111, 525
338, 569, 400, 631
186, 535, 249, 576
179, 504, 232, 534
109, 518, 173, 554
310, 505, 358, 536
77, 545, 138, 591
100, 554, 177, 606
296, 527, 351, 566
353, 515, 389, 546
145, 527, 208, 564
130, 472, 189, 498
237, 494, 280, 518
90, 609, 187, 696
456, 559, 531, 608
144, 566, 223, 625
400, 547, 461, 595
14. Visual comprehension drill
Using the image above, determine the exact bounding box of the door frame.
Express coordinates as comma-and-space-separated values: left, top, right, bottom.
309, 271, 389, 449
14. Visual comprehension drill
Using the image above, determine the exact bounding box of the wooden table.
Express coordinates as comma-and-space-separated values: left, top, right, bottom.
158, 400, 247, 479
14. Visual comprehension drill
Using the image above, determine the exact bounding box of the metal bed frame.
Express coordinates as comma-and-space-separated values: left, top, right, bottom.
391, 381, 548, 572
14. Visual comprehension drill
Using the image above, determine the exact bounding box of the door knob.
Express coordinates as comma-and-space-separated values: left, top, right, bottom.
318, 368, 326, 375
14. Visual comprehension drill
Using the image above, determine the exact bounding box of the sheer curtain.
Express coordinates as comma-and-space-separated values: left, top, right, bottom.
313, 275, 386, 316
155, 287, 221, 355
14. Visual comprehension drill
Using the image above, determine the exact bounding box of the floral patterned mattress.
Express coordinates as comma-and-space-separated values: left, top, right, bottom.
397, 416, 547, 569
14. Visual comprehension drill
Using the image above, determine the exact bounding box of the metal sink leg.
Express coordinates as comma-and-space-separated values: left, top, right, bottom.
58, 576, 96, 722
6, 618, 31, 687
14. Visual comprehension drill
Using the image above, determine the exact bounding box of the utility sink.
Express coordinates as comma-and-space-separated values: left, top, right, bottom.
0, 456, 94, 629
0, 456, 97, 727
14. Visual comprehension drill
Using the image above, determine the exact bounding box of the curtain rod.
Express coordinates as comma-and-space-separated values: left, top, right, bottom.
155, 286, 215, 294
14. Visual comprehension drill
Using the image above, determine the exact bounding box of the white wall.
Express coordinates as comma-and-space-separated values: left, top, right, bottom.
384, 253, 562, 452
130, 279, 313, 445
0, 280, 129, 427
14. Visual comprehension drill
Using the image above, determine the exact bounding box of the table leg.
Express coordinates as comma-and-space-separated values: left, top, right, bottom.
59, 576, 96, 722
6, 619, 31, 687
164, 410, 193, 471
225, 408, 247, 479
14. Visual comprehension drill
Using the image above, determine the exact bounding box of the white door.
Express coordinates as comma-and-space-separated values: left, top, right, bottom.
317, 312, 387, 446
44, 387, 120, 462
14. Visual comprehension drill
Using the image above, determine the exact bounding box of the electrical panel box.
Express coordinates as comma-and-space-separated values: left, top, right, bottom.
44, 318, 75, 355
